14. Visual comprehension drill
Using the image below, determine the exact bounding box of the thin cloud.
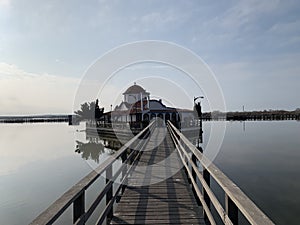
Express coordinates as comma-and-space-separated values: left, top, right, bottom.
0, 0, 10, 8
1, 1, 300, 112
0, 62, 37, 79
220, 0, 280, 29
0, 62, 80, 114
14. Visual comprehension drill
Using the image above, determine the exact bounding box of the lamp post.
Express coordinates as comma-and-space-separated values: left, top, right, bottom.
194, 96, 204, 146
194, 96, 204, 122
194, 96, 204, 118
194, 96, 204, 103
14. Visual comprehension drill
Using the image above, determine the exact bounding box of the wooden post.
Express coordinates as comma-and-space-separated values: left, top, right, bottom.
106, 165, 113, 225
225, 194, 238, 224
202, 169, 210, 220
73, 191, 85, 224
192, 154, 197, 180
182, 152, 190, 184
191, 154, 201, 205
121, 151, 127, 195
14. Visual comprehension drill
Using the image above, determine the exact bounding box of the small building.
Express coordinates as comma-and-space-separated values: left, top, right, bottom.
104, 83, 196, 128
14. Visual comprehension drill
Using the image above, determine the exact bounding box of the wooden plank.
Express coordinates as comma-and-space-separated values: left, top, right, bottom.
111, 128, 205, 225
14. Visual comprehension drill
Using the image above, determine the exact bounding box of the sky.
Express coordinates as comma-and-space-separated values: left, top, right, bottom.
0, 0, 300, 114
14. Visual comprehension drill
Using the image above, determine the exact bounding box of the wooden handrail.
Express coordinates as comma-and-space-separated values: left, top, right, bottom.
30, 120, 155, 225
169, 125, 232, 225
168, 124, 217, 225
167, 121, 274, 225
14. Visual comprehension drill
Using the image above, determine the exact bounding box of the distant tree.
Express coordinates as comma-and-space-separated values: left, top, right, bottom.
75, 99, 104, 121
95, 99, 104, 120
74, 102, 90, 120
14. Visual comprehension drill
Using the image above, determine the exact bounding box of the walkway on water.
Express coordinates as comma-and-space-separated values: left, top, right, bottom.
30, 121, 274, 225
111, 127, 206, 224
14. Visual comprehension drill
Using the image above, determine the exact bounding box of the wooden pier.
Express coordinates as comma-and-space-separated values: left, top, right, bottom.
111, 127, 205, 224
30, 120, 274, 225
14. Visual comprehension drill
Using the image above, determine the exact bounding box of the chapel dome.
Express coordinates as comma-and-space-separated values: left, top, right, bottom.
123, 83, 147, 94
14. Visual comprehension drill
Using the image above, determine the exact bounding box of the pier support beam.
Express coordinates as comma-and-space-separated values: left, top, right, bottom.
73, 191, 85, 224
191, 154, 201, 205
203, 169, 211, 221
106, 165, 113, 225
225, 194, 238, 224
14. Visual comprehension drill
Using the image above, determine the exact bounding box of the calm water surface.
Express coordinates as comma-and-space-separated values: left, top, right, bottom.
203, 121, 300, 224
0, 121, 299, 224
0, 123, 112, 225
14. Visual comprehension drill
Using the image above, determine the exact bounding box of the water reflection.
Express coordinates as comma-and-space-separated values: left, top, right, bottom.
182, 125, 203, 148
0, 123, 94, 225
2, 122, 298, 224
75, 140, 109, 163
75, 133, 125, 163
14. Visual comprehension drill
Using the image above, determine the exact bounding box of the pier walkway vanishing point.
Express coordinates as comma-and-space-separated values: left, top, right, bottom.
30, 121, 274, 225
111, 126, 204, 224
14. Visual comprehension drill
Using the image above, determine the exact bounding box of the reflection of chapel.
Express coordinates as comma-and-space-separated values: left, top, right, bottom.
110, 83, 193, 126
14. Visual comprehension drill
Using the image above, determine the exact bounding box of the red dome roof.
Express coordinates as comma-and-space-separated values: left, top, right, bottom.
123, 84, 147, 94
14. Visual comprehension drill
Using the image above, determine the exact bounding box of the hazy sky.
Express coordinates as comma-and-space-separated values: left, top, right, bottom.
0, 0, 300, 114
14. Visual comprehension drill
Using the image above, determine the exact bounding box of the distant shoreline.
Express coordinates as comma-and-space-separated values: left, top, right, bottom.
0, 115, 74, 124
202, 109, 300, 121
1, 109, 300, 123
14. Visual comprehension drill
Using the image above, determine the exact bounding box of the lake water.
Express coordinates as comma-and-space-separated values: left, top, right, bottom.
206, 121, 300, 225
0, 121, 299, 224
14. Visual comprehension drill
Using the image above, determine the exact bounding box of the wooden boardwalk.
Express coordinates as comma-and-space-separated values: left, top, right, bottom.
30, 122, 274, 225
111, 127, 206, 224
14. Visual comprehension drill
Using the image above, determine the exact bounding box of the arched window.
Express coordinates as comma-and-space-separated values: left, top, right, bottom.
165, 113, 170, 122
150, 113, 156, 120
171, 112, 177, 122
143, 114, 149, 121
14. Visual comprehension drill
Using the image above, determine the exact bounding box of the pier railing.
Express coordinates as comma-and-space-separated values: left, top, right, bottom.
30, 121, 155, 225
167, 121, 274, 225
